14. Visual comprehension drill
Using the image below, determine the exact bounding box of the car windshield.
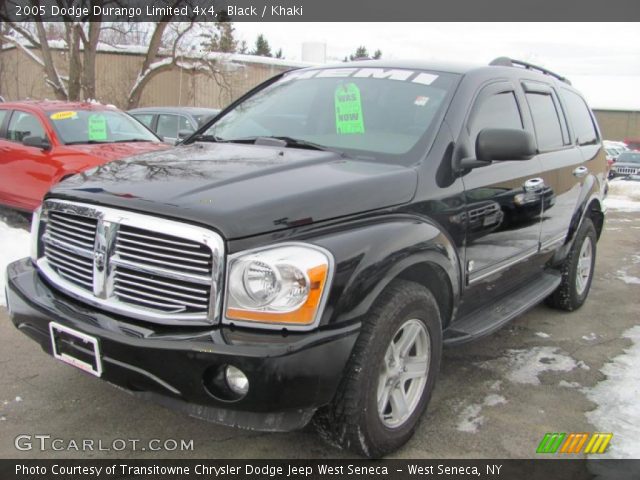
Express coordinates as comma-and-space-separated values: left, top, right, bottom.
617, 152, 640, 164
201, 67, 458, 158
47, 109, 159, 145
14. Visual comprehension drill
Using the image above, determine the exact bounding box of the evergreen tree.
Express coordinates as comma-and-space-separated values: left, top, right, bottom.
350, 46, 369, 60
274, 48, 283, 59
344, 46, 382, 62
201, 17, 238, 53
251, 34, 272, 57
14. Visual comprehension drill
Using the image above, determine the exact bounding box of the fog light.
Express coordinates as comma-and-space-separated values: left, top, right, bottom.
225, 365, 249, 396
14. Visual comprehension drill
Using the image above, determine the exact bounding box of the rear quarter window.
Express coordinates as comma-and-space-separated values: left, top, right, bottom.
561, 89, 599, 145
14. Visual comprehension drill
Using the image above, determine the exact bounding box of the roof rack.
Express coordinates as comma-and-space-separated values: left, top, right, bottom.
489, 57, 571, 85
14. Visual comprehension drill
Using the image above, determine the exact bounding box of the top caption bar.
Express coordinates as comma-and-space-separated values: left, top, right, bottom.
0, 0, 638, 21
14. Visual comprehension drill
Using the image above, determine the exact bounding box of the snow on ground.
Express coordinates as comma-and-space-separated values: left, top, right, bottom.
605, 179, 640, 212
0, 220, 30, 307
456, 386, 508, 433
481, 346, 580, 386
585, 326, 640, 459
616, 270, 640, 285
559, 380, 581, 388
457, 404, 484, 433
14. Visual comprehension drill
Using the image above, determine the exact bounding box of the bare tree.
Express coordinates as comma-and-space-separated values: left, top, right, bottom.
0, 8, 230, 107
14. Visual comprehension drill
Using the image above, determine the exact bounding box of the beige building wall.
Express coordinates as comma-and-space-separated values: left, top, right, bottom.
0, 46, 294, 110
593, 110, 640, 142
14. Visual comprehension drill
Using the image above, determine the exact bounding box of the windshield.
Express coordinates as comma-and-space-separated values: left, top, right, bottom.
201, 68, 458, 157
48, 109, 159, 145
617, 152, 640, 164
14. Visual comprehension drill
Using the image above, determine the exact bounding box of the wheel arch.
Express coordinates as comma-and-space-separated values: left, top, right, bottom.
394, 261, 454, 329
317, 216, 461, 330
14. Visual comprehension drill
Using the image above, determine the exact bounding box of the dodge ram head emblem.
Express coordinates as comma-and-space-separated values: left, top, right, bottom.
94, 251, 106, 270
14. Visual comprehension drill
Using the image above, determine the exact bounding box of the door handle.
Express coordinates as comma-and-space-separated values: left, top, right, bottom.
523, 178, 545, 192
573, 166, 589, 178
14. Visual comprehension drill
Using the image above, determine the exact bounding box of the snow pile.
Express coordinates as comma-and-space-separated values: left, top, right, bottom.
0, 220, 30, 307
605, 179, 640, 212
585, 326, 640, 458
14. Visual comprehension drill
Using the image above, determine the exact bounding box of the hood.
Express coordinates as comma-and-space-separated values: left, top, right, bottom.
65, 141, 169, 162
51, 142, 418, 239
614, 161, 640, 168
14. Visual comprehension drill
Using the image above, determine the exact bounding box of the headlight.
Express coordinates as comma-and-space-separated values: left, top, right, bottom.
225, 244, 333, 329
30, 205, 42, 261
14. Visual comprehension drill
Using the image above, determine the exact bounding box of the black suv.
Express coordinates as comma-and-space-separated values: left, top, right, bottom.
5, 58, 606, 457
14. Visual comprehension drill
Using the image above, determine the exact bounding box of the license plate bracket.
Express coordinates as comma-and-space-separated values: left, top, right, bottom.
49, 322, 103, 377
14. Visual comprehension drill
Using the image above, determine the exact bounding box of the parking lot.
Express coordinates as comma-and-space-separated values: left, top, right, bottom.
0, 200, 638, 459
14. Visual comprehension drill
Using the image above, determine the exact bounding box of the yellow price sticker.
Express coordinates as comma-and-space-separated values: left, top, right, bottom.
50, 111, 77, 121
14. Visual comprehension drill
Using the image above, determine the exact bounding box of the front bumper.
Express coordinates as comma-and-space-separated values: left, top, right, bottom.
5, 258, 359, 432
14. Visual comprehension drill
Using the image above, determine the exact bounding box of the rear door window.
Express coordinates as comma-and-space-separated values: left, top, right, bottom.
561, 89, 599, 145
133, 113, 154, 129
525, 92, 565, 151
157, 114, 180, 139
178, 116, 196, 133
0, 110, 8, 137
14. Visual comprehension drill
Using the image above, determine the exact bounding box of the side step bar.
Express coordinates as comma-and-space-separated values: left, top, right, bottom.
444, 271, 562, 346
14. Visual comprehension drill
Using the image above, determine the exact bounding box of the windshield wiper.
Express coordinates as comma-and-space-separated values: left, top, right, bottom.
65, 140, 109, 145
189, 133, 223, 143
112, 139, 153, 143
216, 136, 350, 157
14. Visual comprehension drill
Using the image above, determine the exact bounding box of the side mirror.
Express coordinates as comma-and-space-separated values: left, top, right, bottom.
476, 128, 536, 162
178, 129, 193, 139
23, 135, 51, 150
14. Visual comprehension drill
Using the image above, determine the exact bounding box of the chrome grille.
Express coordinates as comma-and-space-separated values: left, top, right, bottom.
113, 226, 213, 315
43, 211, 97, 292
36, 200, 224, 325
468, 203, 500, 220
615, 166, 638, 175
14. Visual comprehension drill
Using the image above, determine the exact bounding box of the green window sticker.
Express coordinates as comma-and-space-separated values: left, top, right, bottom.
335, 83, 365, 135
88, 114, 108, 141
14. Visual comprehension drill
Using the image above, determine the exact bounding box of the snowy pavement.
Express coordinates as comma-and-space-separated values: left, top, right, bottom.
0, 179, 638, 460
0, 216, 30, 307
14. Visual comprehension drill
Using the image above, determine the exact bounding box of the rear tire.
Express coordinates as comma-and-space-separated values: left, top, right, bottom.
546, 218, 597, 311
313, 280, 442, 458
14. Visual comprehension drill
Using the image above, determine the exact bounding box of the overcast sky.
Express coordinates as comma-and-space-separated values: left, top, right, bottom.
232, 23, 640, 110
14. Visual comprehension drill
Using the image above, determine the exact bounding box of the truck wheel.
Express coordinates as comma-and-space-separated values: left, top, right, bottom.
547, 217, 597, 311
314, 280, 442, 458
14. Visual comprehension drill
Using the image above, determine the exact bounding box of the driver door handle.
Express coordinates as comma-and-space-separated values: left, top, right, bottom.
573, 166, 589, 178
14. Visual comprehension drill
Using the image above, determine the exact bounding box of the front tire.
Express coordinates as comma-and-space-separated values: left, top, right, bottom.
547, 217, 597, 311
314, 280, 442, 457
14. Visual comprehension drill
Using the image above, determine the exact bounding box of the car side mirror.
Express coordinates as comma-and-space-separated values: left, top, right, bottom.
23, 135, 51, 150
476, 128, 537, 162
